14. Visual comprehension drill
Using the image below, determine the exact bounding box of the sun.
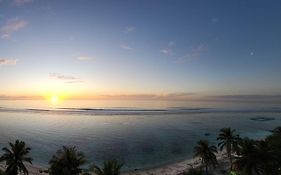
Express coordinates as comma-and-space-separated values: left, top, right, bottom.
50, 95, 59, 105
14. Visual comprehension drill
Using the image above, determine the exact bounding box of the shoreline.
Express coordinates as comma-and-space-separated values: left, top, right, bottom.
0, 163, 48, 175
123, 151, 228, 175
0, 152, 229, 175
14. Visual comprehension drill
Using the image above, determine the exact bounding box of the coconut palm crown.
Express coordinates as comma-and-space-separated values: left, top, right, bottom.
217, 127, 240, 169
0, 140, 33, 175
48, 146, 86, 175
193, 140, 217, 175
90, 159, 123, 175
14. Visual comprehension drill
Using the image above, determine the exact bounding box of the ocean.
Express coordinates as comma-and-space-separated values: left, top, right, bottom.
0, 100, 281, 171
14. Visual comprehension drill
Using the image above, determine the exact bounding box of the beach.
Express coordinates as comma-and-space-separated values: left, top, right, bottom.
124, 152, 229, 175
0, 163, 48, 175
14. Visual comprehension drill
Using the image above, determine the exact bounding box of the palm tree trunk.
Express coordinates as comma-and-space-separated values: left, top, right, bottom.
228, 145, 232, 170
230, 155, 233, 170
205, 165, 208, 175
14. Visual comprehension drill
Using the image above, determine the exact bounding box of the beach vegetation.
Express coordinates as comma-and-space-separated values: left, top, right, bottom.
89, 159, 123, 175
48, 146, 86, 175
193, 140, 217, 175
233, 137, 280, 175
217, 128, 240, 170
0, 140, 32, 175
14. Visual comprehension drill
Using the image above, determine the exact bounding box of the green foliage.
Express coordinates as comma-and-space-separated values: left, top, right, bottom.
265, 127, 281, 174
48, 146, 86, 175
0, 140, 32, 175
234, 136, 280, 175
193, 140, 217, 175
90, 159, 123, 175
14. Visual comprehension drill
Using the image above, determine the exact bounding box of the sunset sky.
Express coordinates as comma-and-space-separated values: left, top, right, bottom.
0, 0, 281, 103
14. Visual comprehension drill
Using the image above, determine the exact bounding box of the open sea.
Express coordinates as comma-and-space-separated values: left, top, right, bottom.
0, 100, 281, 171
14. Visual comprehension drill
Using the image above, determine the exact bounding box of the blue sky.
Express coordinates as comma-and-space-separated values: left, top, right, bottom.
0, 0, 281, 103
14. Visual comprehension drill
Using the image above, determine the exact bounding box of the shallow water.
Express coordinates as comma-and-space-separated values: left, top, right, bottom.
0, 108, 281, 170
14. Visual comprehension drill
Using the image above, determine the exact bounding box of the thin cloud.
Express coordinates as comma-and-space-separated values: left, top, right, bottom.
161, 41, 175, 56
13, 0, 33, 6
160, 48, 174, 56
49, 73, 83, 83
168, 41, 175, 47
125, 26, 135, 33
65, 80, 84, 84
121, 44, 134, 50
77, 56, 91, 61
0, 58, 18, 65
0, 19, 28, 39
175, 44, 207, 63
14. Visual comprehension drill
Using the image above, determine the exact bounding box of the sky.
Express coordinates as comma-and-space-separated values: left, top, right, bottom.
0, 0, 281, 104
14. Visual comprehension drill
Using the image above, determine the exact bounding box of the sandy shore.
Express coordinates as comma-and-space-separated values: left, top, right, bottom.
0, 163, 48, 175
123, 152, 229, 175
0, 152, 230, 175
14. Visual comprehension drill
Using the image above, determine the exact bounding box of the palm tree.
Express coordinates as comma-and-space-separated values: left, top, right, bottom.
267, 126, 281, 173
193, 140, 217, 175
90, 159, 123, 175
256, 140, 279, 175
233, 138, 277, 175
217, 128, 240, 170
48, 146, 86, 175
0, 140, 33, 175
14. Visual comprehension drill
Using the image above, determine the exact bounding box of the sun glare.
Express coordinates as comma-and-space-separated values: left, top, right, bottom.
50, 95, 59, 105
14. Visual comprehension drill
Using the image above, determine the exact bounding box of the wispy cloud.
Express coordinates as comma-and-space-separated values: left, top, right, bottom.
160, 48, 174, 56
65, 80, 84, 84
13, 0, 33, 6
175, 44, 207, 63
0, 19, 28, 39
0, 58, 18, 65
125, 26, 135, 33
121, 44, 134, 50
168, 41, 175, 47
49, 73, 79, 80
49, 73, 83, 83
161, 41, 175, 56
77, 56, 91, 61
